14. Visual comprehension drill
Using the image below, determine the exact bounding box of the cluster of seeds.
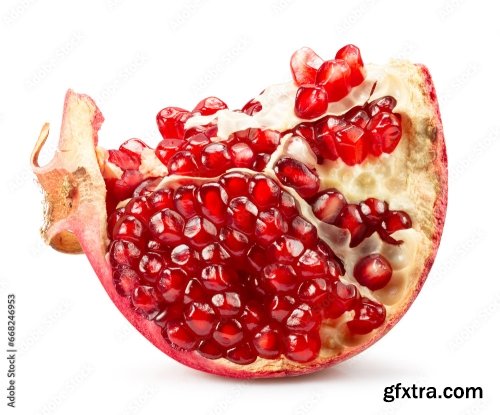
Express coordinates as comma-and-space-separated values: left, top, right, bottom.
108, 172, 387, 364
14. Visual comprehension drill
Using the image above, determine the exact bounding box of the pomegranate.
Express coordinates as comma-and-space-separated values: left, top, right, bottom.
30, 45, 447, 378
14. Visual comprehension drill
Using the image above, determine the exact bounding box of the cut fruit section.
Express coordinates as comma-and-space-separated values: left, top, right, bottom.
31, 45, 447, 378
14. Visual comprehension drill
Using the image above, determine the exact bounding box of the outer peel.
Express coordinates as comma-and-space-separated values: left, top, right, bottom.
31, 62, 447, 378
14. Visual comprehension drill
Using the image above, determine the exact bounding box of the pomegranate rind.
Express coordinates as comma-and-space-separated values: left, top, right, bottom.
31, 61, 447, 378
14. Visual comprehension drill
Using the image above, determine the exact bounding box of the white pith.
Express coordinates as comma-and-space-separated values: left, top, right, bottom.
101, 61, 438, 365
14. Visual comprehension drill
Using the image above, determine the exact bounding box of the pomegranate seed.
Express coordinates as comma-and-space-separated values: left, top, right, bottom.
147, 189, 174, 211
268, 235, 305, 264
249, 129, 281, 153
242, 98, 262, 115
201, 143, 231, 174
108, 149, 140, 170
211, 292, 243, 318
219, 227, 249, 256
274, 157, 320, 198
184, 216, 217, 248
367, 96, 397, 117
286, 304, 319, 332
336, 204, 367, 247
124, 197, 152, 224
310, 189, 346, 224
134, 178, 161, 197
109, 240, 142, 267
284, 332, 320, 363
171, 244, 199, 272
138, 252, 164, 282
247, 245, 268, 272
157, 268, 187, 303
316, 59, 351, 102
347, 298, 386, 334
107, 208, 125, 237
156, 138, 184, 165
248, 174, 280, 209
219, 172, 249, 198
279, 191, 298, 218
335, 44, 365, 86
336, 124, 368, 165
120, 138, 149, 157
296, 249, 328, 278
344, 106, 370, 128
354, 254, 393, 291
315, 116, 346, 160
193, 96, 227, 116
163, 321, 197, 351
149, 209, 185, 244
213, 320, 244, 348
240, 302, 265, 332
198, 339, 223, 359
113, 215, 145, 243
325, 280, 359, 318
368, 112, 402, 155
370, 113, 403, 155
382, 211, 412, 233
255, 209, 288, 245
289, 216, 318, 248
253, 325, 281, 359
174, 185, 199, 219
359, 198, 388, 224
297, 278, 329, 308
200, 265, 237, 292
253, 153, 271, 171
294, 123, 316, 142
157, 107, 191, 139
184, 302, 217, 336
294, 85, 328, 119
201, 243, 230, 263
184, 279, 206, 304
226, 342, 256, 365
184, 133, 210, 158
167, 151, 198, 175
269, 295, 295, 323
262, 263, 297, 293
132, 286, 159, 317
327, 260, 343, 279
290, 47, 323, 85
229, 142, 255, 168
106, 170, 144, 207
228, 197, 258, 234
113, 267, 139, 297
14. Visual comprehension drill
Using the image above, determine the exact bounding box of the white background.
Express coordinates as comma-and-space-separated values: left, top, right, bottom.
1, 0, 499, 413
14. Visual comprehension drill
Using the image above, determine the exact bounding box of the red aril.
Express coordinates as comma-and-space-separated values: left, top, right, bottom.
290, 47, 324, 85
156, 107, 191, 139
31, 44, 447, 378
193, 97, 228, 116
335, 44, 366, 86
316, 59, 352, 102
294, 85, 328, 119
353, 254, 393, 290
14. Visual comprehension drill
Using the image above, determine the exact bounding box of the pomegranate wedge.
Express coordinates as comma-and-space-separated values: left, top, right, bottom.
31, 45, 447, 378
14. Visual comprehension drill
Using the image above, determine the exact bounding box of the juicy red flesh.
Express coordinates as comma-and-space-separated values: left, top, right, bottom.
108, 173, 387, 365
